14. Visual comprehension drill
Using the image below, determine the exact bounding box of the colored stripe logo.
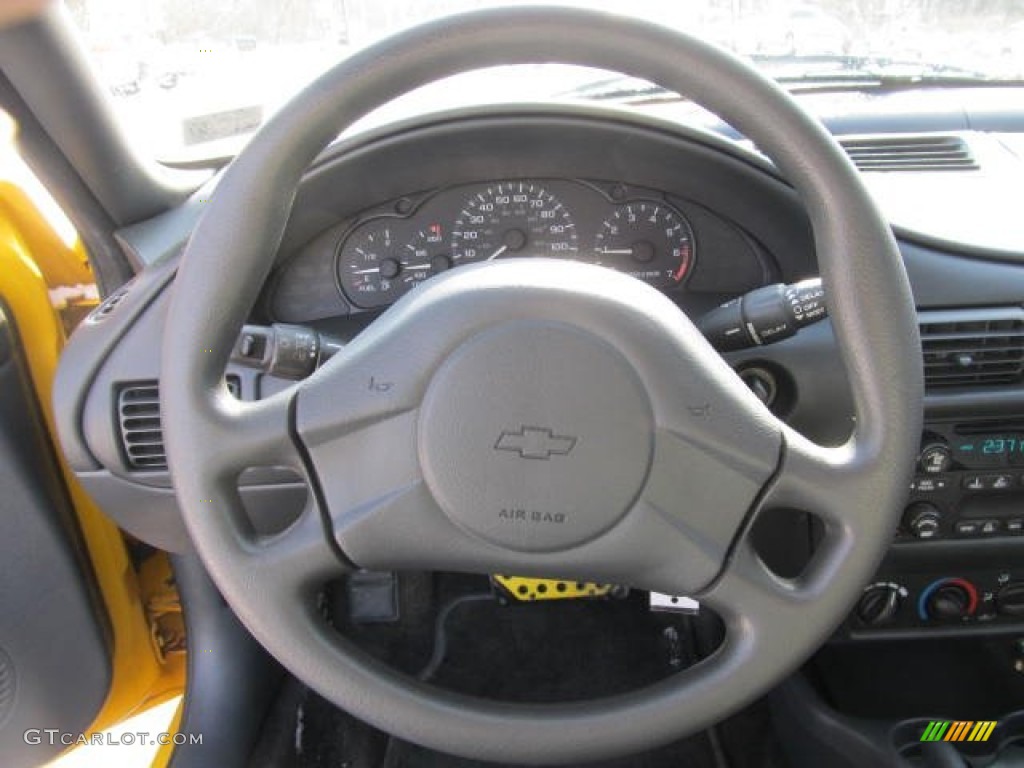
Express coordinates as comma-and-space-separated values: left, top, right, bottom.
921, 721, 997, 742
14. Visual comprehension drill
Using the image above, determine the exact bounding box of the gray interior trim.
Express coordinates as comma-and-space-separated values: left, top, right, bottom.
0, 6, 200, 226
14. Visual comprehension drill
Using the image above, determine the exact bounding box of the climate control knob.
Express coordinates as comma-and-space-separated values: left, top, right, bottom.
856, 583, 903, 625
919, 578, 978, 622
996, 583, 1024, 617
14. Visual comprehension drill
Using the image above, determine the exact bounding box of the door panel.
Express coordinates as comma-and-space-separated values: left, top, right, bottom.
0, 303, 111, 766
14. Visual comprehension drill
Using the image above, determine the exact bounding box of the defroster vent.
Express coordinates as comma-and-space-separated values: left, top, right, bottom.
919, 308, 1024, 389
839, 135, 977, 172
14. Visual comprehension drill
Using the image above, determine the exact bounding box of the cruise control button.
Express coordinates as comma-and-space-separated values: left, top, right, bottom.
954, 520, 980, 536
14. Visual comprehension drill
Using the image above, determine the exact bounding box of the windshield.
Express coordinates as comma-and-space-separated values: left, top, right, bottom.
65, 0, 1024, 162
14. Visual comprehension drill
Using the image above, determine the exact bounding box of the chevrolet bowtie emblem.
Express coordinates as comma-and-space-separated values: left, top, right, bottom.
494, 426, 577, 460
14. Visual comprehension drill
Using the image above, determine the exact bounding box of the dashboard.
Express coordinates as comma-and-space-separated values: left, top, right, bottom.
52, 102, 1024, 646
258, 110, 806, 328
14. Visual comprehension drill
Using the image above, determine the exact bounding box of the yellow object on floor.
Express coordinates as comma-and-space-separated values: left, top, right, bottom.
492, 575, 614, 601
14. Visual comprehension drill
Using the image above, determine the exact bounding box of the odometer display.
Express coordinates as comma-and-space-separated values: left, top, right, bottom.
451, 182, 578, 264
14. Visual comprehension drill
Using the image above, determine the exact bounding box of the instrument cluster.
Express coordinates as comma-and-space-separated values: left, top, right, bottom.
336, 179, 697, 309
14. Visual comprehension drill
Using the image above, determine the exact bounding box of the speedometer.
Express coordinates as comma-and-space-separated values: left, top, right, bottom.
451, 182, 578, 264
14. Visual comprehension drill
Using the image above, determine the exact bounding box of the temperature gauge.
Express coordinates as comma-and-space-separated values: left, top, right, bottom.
398, 223, 453, 291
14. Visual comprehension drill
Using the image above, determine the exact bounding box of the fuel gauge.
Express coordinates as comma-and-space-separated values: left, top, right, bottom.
337, 220, 405, 309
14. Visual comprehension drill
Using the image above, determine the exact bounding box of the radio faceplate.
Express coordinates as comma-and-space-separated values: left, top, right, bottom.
901, 421, 1024, 542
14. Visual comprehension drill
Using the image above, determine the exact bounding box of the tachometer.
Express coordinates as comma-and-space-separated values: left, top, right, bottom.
451, 182, 578, 264
592, 202, 695, 288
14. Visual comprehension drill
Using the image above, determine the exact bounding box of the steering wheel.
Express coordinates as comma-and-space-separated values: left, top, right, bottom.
163, 7, 921, 764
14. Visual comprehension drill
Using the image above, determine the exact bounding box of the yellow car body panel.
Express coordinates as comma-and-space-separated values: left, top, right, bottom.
0, 115, 184, 760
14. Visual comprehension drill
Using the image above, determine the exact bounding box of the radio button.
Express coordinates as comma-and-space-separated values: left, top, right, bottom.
962, 475, 986, 491
990, 474, 1014, 490
962, 473, 1016, 491
911, 477, 948, 492
954, 520, 981, 536
1006, 519, 1023, 534
980, 519, 1002, 535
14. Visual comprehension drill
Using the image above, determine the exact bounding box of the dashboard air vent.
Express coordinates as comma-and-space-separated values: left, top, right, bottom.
117, 381, 165, 470
840, 135, 977, 172
117, 376, 241, 471
919, 308, 1024, 389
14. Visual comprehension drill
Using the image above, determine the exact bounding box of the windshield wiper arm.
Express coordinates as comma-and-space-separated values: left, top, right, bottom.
561, 60, 1024, 105
783, 72, 1024, 92
558, 75, 678, 104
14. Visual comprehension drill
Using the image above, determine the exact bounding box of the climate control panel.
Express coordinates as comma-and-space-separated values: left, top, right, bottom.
845, 569, 1024, 637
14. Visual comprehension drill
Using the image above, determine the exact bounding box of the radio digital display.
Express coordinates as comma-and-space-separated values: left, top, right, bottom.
952, 434, 1024, 467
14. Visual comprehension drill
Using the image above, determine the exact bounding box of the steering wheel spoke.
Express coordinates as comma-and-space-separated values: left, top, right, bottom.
248, 497, 348, 593
754, 423, 903, 548
204, 389, 302, 475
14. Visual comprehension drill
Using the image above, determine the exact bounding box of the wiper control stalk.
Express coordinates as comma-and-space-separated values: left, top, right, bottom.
698, 278, 826, 351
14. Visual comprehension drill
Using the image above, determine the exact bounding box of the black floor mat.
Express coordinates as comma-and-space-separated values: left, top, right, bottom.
379, 731, 720, 768
426, 591, 695, 700
291, 574, 786, 768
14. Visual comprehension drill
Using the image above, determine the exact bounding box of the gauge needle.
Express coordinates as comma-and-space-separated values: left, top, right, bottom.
352, 267, 380, 274
401, 263, 432, 270
598, 248, 634, 256
487, 245, 508, 261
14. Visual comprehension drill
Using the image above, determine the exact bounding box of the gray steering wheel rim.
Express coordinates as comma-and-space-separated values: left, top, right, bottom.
162, 6, 922, 764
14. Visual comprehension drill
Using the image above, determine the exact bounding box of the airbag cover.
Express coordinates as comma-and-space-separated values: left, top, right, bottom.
419, 320, 653, 552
